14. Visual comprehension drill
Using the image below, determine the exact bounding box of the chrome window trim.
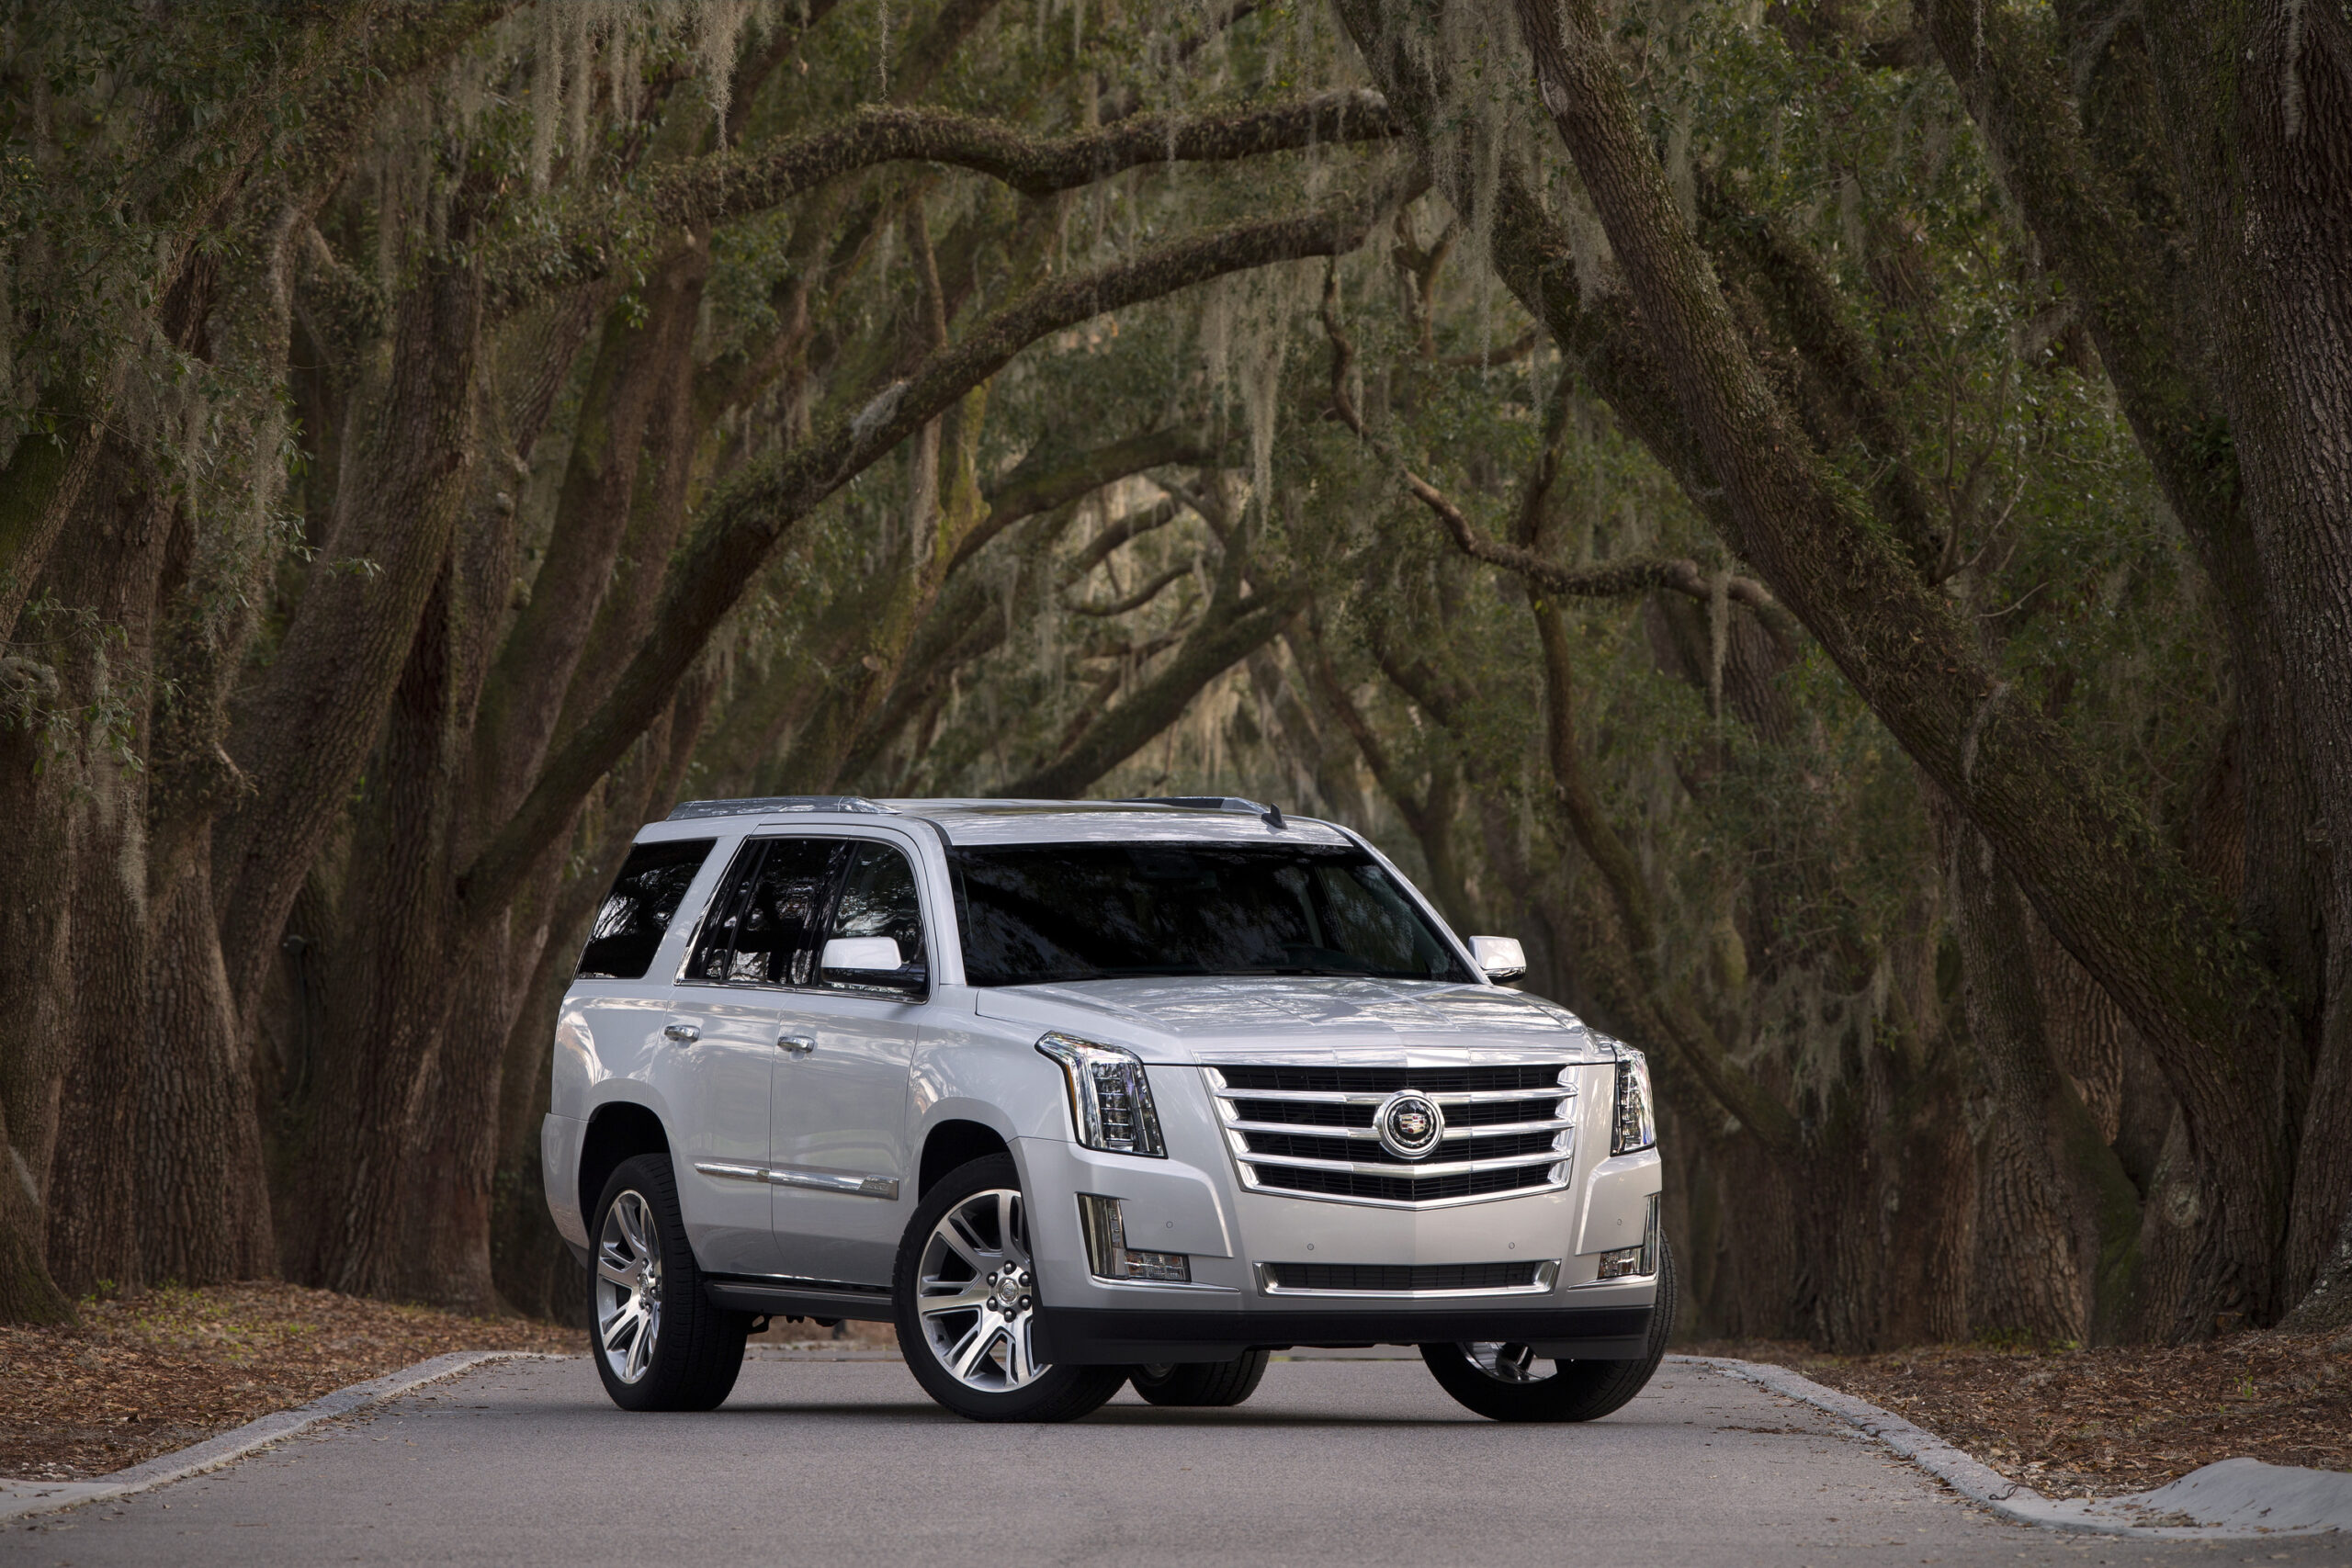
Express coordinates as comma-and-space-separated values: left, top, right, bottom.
669, 829, 933, 997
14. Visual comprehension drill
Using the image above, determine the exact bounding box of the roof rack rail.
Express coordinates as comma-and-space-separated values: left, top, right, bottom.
1118, 795, 1287, 830
666, 795, 895, 821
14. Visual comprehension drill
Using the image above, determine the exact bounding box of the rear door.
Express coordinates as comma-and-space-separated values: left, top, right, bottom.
767, 837, 931, 1286
571, 834, 729, 1250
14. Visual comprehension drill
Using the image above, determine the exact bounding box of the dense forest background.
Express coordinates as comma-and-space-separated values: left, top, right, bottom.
1, 0, 2346, 1350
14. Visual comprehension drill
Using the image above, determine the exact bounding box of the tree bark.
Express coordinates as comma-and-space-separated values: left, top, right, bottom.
39, 461, 169, 1296
218, 238, 487, 1034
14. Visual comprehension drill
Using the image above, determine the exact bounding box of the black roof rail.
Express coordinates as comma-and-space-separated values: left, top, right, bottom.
666, 795, 895, 821
1118, 795, 1287, 830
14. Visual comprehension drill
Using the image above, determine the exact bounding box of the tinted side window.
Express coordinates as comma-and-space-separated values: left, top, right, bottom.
685, 840, 767, 982
690, 837, 852, 987
576, 838, 716, 979
820, 842, 927, 991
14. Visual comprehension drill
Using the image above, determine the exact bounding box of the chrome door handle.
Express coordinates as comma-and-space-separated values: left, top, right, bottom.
663, 1022, 701, 1043
778, 1033, 816, 1057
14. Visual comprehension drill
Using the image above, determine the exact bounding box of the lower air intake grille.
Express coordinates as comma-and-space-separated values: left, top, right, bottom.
1264, 1260, 1542, 1292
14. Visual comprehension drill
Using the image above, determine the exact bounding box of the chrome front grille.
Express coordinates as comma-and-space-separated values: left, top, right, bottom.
1206, 1063, 1576, 1209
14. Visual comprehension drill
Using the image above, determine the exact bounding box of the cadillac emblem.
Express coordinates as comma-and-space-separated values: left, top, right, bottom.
1375, 1090, 1446, 1161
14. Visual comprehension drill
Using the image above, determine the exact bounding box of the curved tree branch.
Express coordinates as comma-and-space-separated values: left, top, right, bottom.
1066, 561, 1195, 617
490, 90, 1401, 313
1001, 574, 1312, 797
459, 180, 1413, 912
1319, 275, 1794, 637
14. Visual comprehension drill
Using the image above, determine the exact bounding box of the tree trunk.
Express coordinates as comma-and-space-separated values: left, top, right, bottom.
389, 921, 516, 1313
1939, 795, 2147, 1342
294, 556, 469, 1294
40, 468, 168, 1296
217, 243, 486, 1032
0, 716, 79, 1322
140, 839, 277, 1283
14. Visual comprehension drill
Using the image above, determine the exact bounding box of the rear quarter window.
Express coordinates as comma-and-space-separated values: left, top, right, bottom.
576, 838, 716, 979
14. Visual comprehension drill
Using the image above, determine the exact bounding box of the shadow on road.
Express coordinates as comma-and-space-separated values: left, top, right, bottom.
703, 1398, 1566, 1429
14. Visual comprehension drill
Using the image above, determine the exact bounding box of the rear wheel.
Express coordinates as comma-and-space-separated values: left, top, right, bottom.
590, 1153, 751, 1411
893, 1155, 1125, 1423
1421, 1237, 1677, 1422
1129, 1348, 1271, 1407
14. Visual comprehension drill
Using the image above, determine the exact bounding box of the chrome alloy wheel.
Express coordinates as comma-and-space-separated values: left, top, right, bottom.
915, 1187, 1046, 1393
1461, 1342, 1543, 1382
595, 1190, 663, 1384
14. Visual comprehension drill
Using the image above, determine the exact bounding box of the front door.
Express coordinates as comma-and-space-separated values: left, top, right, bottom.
666, 839, 790, 1276
769, 839, 929, 1286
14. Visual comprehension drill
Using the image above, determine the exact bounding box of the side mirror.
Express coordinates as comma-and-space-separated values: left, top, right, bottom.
1468, 935, 1527, 984
821, 936, 904, 975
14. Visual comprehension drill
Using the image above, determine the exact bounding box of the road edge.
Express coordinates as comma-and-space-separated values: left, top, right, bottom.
0, 1349, 574, 1524
1673, 1354, 2317, 1539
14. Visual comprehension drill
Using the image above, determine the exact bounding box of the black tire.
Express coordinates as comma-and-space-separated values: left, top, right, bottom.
892, 1154, 1126, 1423
1129, 1348, 1271, 1407
589, 1153, 750, 1412
1420, 1236, 1678, 1422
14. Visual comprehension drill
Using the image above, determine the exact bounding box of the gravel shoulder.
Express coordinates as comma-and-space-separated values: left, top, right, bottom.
1687, 1327, 2352, 1498
0, 1284, 582, 1482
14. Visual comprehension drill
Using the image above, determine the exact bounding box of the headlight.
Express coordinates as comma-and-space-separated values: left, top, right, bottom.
1036, 1032, 1165, 1156
1611, 1046, 1656, 1155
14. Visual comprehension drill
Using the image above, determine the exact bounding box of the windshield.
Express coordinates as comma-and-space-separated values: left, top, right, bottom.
949, 841, 1474, 987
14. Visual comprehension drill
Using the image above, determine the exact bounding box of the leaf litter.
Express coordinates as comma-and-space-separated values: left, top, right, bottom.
1692, 1328, 2352, 1497
0, 1281, 582, 1482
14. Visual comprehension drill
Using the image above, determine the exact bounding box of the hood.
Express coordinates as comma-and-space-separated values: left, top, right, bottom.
968, 976, 1605, 1066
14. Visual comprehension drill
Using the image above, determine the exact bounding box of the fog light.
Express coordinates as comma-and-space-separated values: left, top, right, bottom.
1596, 1193, 1662, 1279
1077, 1194, 1190, 1283
1597, 1246, 1645, 1280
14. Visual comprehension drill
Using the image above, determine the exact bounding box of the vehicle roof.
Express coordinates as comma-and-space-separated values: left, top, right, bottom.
650, 795, 1357, 849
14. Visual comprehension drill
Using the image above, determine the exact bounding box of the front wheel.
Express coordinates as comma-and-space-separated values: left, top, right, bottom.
590, 1153, 751, 1411
892, 1154, 1125, 1423
1129, 1348, 1271, 1407
1421, 1236, 1678, 1422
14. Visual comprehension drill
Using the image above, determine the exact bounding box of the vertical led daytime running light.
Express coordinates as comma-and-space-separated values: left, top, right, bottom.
1035, 1032, 1166, 1157
1611, 1044, 1657, 1156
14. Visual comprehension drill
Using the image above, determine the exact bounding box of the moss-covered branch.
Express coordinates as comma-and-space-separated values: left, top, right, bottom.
490, 90, 1400, 313
460, 183, 1408, 911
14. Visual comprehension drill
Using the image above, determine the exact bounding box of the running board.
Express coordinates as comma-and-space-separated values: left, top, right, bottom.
703, 1276, 896, 1323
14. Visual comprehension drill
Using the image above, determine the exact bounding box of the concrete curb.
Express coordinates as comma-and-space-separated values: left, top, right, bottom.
1675, 1354, 2344, 1538
0, 1349, 572, 1524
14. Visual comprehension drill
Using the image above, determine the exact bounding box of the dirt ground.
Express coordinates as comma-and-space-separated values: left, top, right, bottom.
0, 1282, 582, 1482
1693, 1327, 2352, 1498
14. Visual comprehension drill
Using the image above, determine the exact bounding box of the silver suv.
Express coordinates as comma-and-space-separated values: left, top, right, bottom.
543, 795, 1672, 1423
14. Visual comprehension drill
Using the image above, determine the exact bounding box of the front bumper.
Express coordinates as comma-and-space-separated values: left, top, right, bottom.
1014, 1131, 1661, 1362
1034, 1303, 1652, 1363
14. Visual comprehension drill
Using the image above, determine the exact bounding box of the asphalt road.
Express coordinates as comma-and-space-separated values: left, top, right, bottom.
6, 1353, 2347, 1567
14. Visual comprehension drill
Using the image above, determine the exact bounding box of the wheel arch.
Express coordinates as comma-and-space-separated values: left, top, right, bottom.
580, 1100, 673, 1229
918, 1116, 1013, 1197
